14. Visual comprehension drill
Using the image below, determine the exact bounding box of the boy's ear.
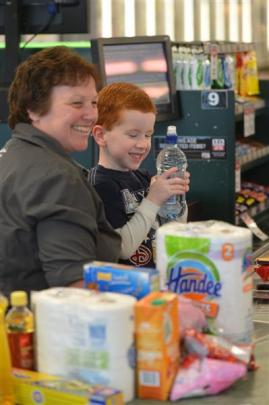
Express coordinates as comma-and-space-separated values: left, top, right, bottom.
92, 125, 106, 146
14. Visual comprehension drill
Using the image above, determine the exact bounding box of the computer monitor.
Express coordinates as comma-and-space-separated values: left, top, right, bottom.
91, 36, 179, 122
0, 0, 88, 35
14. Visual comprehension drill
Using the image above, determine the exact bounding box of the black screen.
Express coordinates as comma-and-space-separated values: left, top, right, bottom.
0, 0, 88, 35
91, 36, 179, 122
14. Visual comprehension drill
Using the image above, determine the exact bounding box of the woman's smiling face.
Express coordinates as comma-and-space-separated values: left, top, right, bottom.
29, 76, 98, 152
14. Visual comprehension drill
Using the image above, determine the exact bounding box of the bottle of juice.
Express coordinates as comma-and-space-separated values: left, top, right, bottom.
0, 293, 15, 404
6, 291, 35, 370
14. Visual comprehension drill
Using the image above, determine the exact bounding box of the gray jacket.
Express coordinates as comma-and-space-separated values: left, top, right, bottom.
0, 123, 121, 296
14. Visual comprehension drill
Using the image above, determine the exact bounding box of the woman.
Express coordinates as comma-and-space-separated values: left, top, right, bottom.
0, 46, 121, 297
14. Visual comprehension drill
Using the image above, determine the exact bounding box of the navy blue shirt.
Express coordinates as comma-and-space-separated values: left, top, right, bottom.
89, 165, 158, 267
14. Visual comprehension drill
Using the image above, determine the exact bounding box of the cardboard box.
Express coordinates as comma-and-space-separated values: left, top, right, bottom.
13, 368, 124, 405
135, 292, 180, 400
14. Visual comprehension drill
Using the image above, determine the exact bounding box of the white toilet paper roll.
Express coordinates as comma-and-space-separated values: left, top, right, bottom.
33, 288, 136, 402
157, 220, 253, 343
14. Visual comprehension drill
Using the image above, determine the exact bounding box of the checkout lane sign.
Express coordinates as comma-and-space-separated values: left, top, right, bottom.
201, 90, 228, 110
154, 135, 227, 160
178, 136, 227, 160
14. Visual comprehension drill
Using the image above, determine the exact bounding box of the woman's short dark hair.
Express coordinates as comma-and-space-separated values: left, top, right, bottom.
8, 46, 99, 129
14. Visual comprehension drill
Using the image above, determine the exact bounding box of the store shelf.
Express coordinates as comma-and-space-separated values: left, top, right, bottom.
237, 197, 269, 218
172, 41, 256, 55
235, 106, 267, 122
241, 153, 269, 172
235, 96, 266, 121
236, 205, 269, 225
254, 206, 269, 227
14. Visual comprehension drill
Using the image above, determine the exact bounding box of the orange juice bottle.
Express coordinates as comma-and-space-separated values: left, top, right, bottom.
6, 291, 35, 370
0, 293, 15, 404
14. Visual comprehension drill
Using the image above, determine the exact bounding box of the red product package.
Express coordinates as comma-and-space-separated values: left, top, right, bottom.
255, 257, 269, 282
255, 265, 269, 282
184, 329, 252, 364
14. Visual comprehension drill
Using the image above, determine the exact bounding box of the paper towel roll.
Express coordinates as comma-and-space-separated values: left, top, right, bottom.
157, 220, 253, 343
33, 288, 136, 402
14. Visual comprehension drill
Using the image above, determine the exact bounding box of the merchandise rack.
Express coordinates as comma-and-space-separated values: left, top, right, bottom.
171, 40, 255, 55
151, 89, 236, 223
147, 86, 269, 230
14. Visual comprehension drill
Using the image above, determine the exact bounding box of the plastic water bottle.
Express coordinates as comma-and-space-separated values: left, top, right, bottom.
156, 125, 187, 221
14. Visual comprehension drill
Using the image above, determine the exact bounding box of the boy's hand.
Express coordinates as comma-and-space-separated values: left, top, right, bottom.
147, 167, 190, 207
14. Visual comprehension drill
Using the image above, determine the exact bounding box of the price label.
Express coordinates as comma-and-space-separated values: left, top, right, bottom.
235, 161, 241, 193
201, 90, 228, 109
244, 104, 255, 137
210, 44, 219, 80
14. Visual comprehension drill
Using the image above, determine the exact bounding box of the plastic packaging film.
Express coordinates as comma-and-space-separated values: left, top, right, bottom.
32, 287, 136, 402
156, 220, 253, 343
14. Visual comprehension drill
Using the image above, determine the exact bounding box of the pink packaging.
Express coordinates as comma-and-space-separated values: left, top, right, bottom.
170, 355, 247, 401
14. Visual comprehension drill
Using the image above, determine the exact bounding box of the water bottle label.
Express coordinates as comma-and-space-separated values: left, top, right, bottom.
166, 196, 177, 205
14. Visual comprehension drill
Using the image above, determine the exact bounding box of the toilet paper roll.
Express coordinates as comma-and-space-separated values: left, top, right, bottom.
157, 220, 253, 343
33, 288, 136, 401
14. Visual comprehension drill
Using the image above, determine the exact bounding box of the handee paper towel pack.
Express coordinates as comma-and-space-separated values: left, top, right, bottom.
156, 220, 253, 344
32, 288, 136, 402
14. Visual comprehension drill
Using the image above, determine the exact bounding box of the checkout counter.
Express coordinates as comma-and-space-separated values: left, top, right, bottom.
132, 318, 269, 405
132, 267, 269, 405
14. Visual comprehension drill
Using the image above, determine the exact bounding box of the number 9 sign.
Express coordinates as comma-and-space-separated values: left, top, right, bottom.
208, 92, 219, 106
201, 90, 227, 110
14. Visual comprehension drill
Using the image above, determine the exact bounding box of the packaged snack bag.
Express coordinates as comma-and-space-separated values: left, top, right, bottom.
170, 355, 247, 401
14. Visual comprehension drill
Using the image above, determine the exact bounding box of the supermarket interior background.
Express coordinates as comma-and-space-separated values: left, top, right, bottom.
0, 1, 269, 404
2, 0, 269, 238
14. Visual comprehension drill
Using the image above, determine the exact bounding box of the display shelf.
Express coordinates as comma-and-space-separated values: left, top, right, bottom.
252, 208, 269, 251
236, 205, 269, 226
172, 40, 255, 56
241, 153, 269, 172
236, 206, 269, 253
235, 106, 267, 122
235, 95, 266, 120
235, 81, 269, 241
254, 207, 269, 229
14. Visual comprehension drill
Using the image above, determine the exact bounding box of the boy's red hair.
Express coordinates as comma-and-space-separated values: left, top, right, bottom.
96, 82, 156, 130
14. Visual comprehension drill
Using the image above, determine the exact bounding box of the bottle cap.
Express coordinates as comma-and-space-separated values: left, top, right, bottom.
167, 125, 177, 135
10, 291, 28, 307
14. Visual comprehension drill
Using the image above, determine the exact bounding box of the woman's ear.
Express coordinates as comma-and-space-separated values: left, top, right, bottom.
27, 109, 40, 123
92, 125, 107, 146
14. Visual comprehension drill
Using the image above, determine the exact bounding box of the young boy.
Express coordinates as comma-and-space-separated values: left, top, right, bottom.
91, 82, 190, 267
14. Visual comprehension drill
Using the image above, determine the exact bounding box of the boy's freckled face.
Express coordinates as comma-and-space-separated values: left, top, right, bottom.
102, 110, 155, 171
